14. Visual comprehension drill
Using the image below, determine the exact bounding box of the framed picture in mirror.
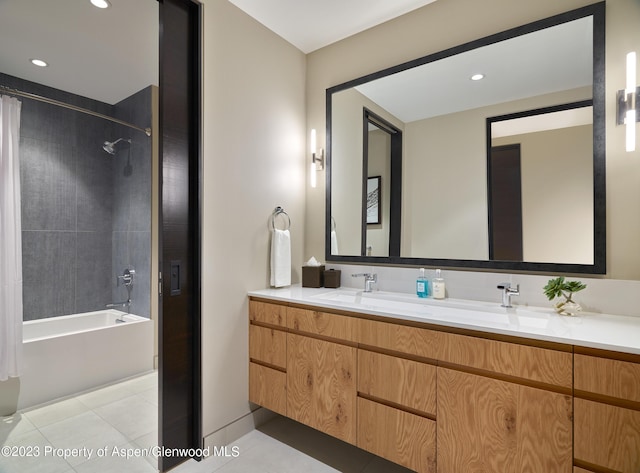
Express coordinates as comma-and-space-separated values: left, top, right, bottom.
367, 176, 381, 224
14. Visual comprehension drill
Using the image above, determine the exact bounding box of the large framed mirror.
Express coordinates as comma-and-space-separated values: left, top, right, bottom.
326, 2, 605, 274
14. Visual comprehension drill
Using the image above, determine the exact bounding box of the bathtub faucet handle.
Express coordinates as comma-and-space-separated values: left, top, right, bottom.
117, 268, 135, 287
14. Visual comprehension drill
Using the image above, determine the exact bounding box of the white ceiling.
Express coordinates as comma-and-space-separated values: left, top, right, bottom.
355, 17, 593, 122
0, 0, 591, 122
227, 0, 438, 53
0, 0, 437, 105
0, 0, 158, 105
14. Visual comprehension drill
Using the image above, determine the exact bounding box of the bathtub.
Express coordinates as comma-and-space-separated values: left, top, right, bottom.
1, 310, 154, 412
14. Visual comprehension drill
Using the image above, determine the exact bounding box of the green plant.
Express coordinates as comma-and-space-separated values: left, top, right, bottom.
543, 277, 586, 303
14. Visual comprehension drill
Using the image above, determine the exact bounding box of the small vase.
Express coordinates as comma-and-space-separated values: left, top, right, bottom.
554, 299, 582, 316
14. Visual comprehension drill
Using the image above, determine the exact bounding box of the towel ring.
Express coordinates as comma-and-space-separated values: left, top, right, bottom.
271, 206, 291, 231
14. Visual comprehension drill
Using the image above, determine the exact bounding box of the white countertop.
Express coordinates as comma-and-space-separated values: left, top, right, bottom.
249, 285, 640, 355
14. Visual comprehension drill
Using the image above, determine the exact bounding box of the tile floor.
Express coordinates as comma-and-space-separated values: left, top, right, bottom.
0, 372, 158, 473
2, 373, 411, 473
172, 416, 413, 473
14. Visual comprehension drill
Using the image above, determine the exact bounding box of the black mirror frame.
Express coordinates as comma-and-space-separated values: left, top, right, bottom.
325, 2, 606, 274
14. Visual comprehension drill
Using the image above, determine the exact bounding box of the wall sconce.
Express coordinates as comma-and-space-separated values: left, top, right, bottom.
310, 129, 324, 188
617, 52, 639, 152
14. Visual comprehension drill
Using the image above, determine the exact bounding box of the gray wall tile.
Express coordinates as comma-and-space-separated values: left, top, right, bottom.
76, 232, 113, 313
11, 73, 153, 321
76, 147, 114, 232
20, 137, 76, 231
22, 231, 76, 321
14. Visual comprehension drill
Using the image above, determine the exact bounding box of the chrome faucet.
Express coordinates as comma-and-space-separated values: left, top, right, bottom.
106, 299, 130, 322
497, 283, 520, 308
107, 268, 135, 321
118, 268, 135, 287
106, 300, 131, 311
352, 273, 377, 292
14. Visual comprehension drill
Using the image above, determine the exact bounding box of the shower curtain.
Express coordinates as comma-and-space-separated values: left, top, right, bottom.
0, 95, 23, 381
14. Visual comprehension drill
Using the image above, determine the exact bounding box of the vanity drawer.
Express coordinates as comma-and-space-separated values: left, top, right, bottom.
249, 300, 286, 327
357, 318, 442, 360
574, 398, 640, 473
249, 324, 287, 369
287, 307, 356, 342
357, 397, 436, 473
439, 331, 573, 388
358, 318, 572, 388
575, 354, 640, 402
249, 362, 286, 416
358, 349, 436, 416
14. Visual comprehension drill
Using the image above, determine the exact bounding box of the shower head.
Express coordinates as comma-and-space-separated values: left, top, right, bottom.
102, 138, 131, 155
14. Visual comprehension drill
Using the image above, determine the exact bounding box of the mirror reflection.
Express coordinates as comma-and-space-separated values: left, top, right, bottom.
363, 109, 402, 257
488, 103, 593, 264
327, 4, 605, 273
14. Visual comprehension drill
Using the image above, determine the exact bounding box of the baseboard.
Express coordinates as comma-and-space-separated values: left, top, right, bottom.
202, 407, 278, 450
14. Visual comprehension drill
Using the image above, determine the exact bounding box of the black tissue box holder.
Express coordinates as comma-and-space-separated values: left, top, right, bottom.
323, 269, 341, 288
302, 265, 325, 288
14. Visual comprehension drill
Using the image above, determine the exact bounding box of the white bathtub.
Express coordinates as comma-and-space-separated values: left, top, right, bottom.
2, 310, 154, 412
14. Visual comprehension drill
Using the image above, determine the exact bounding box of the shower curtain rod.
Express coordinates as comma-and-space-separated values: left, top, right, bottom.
0, 84, 152, 137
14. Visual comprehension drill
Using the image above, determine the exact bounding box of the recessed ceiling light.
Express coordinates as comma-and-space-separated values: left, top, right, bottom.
90, 0, 111, 8
30, 59, 48, 67
471, 73, 485, 81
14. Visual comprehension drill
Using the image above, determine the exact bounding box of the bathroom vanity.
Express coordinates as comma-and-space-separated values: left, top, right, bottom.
248, 286, 640, 473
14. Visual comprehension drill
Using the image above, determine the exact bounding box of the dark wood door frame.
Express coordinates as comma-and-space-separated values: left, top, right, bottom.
158, 0, 202, 471
361, 108, 402, 257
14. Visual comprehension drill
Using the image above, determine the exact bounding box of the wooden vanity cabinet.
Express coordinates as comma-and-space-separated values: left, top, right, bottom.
248, 300, 287, 415
574, 350, 640, 473
249, 297, 639, 473
357, 317, 573, 473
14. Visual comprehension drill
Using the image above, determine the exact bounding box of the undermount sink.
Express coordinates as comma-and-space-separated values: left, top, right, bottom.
310, 288, 550, 330
311, 289, 429, 313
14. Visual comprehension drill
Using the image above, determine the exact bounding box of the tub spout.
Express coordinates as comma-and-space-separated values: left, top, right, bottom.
106, 299, 131, 322
106, 300, 130, 309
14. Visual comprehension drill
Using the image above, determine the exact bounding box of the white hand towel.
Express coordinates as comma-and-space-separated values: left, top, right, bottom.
270, 229, 291, 287
331, 230, 339, 255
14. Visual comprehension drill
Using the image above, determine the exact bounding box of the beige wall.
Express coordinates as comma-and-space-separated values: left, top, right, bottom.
305, 0, 640, 280
200, 0, 306, 439
402, 88, 590, 261
402, 109, 489, 260
366, 129, 391, 257
197, 0, 640, 447
330, 89, 366, 256
330, 88, 402, 256
494, 125, 593, 264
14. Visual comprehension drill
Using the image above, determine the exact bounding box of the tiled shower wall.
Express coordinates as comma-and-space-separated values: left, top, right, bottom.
1, 73, 151, 320
111, 88, 152, 318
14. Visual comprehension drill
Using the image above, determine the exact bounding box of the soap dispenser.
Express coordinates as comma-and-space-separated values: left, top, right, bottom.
432, 269, 446, 299
416, 268, 429, 298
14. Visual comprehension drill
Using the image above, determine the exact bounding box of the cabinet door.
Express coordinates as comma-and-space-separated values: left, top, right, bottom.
287, 333, 357, 444
437, 368, 572, 473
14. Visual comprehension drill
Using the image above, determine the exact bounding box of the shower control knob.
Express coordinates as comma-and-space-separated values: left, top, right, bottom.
117, 268, 135, 287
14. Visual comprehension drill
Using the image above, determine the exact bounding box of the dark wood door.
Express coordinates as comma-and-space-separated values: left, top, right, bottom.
488, 144, 523, 261
158, 0, 201, 471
